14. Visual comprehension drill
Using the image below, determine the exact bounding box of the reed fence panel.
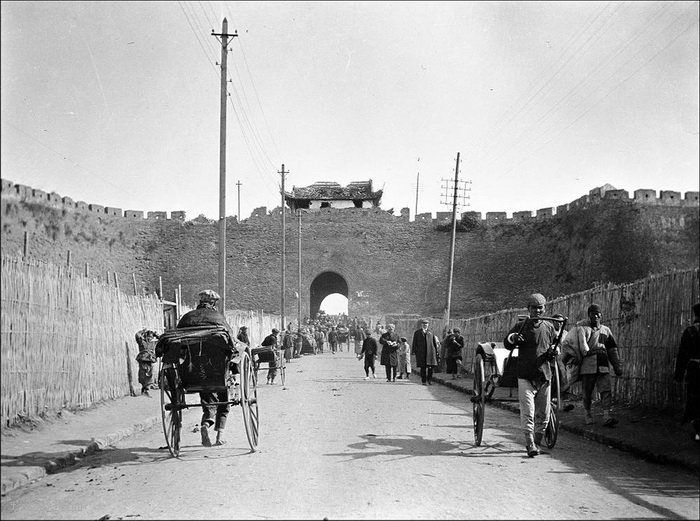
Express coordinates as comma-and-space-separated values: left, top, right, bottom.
389, 268, 698, 411
225, 309, 281, 347
1, 255, 162, 427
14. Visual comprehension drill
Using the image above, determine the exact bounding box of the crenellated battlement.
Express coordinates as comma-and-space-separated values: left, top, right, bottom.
2, 176, 696, 327
1, 179, 187, 221
1, 177, 697, 225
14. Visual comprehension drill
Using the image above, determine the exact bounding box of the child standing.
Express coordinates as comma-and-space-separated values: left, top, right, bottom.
397, 337, 411, 379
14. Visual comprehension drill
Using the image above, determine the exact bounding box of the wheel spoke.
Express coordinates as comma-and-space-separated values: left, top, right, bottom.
160, 364, 181, 457
472, 354, 486, 446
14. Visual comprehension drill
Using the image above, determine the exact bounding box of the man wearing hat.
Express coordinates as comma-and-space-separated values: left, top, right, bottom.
177, 289, 236, 447
573, 304, 623, 427
503, 293, 558, 457
261, 328, 280, 384
412, 319, 439, 385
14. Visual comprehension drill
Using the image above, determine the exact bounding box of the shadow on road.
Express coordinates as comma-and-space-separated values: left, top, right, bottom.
1, 444, 167, 476
324, 433, 466, 462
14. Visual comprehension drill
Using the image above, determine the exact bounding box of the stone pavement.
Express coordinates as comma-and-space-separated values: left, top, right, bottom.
2, 369, 698, 497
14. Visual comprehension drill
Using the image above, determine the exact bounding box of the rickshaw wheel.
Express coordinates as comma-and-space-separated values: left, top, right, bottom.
159, 362, 183, 458
545, 358, 561, 449
472, 354, 486, 446
240, 350, 260, 452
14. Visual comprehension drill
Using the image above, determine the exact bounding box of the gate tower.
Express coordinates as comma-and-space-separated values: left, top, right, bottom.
284, 180, 383, 319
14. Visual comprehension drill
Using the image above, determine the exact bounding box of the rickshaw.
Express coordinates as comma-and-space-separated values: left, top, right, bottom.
251, 342, 286, 387
155, 325, 259, 457
471, 315, 567, 448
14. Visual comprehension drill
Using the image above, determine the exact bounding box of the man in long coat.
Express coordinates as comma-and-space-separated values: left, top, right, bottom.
411, 318, 438, 385
379, 323, 400, 382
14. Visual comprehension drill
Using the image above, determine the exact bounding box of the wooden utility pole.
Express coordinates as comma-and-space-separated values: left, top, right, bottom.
236, 180, 242, 222
212, 18, 237, 313
297, 209, 302, 332
279, 164, 287, 332
445, 152, 460, 326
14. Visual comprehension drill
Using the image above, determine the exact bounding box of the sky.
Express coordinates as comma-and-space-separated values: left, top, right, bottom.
1, 1, 698, 227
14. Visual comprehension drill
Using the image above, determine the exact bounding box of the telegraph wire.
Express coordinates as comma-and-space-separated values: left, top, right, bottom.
235, 37, 284, 161
177, 0, 219, 76
203, 0, 219, 26
4, 122, 145, 202
227, 61, 277, 170
466, 1, 619, 166
472, 1, 630, 170
477, 1, 692, 178
496, 7, 700, 180
179, 1, 281, 195
494, 1, 688, 168
225, 73, 281, 190
205, 2, 282, 188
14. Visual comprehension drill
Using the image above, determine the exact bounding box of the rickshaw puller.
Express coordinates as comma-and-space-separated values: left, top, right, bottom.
176, 289, 236, 447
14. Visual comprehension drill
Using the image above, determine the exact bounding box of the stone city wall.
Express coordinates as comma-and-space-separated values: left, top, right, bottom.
1, 177, 698, 319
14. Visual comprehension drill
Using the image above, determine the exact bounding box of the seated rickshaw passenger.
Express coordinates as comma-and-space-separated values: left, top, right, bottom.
177, 289, 236, 447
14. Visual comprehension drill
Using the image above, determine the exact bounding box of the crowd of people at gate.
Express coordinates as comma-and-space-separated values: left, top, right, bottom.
136, 289, 700, 454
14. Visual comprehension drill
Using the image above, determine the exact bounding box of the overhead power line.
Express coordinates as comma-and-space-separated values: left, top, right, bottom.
497, 6, 700, 179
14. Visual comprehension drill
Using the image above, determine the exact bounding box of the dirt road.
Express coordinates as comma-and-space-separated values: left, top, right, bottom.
2, 351, 698, 519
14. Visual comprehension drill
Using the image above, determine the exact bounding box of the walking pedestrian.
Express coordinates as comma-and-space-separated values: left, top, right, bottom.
354, 324, 364, 355
503, 293, 558, 457
380, 323, 400, 382
359, 328, 379, 379
328, 326, 339, 355
412, 319, 439, 385
397, 337, 411, 379
570, 304, 623, 427
261, 328, 280, 385
282, 329, 294, 363
314, 327, 325, 354
176, 289, 235, 447
134, 328, 159, 396
444, 328, 465, 379
674, 302, 700, 442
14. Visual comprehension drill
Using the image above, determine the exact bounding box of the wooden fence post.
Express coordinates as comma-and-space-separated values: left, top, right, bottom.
125, 341, 136, 397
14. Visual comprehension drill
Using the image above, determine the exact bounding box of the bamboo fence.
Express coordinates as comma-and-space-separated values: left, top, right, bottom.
224, 309, 281, 346
3, 250, 697, 426
1, 255, 163, 427
389, 268, 699, 412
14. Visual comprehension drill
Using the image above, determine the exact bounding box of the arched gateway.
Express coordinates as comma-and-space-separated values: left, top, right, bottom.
309, 271, 348, 318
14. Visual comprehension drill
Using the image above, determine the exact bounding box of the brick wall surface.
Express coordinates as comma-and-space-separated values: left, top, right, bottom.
2, 183, 698, 320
